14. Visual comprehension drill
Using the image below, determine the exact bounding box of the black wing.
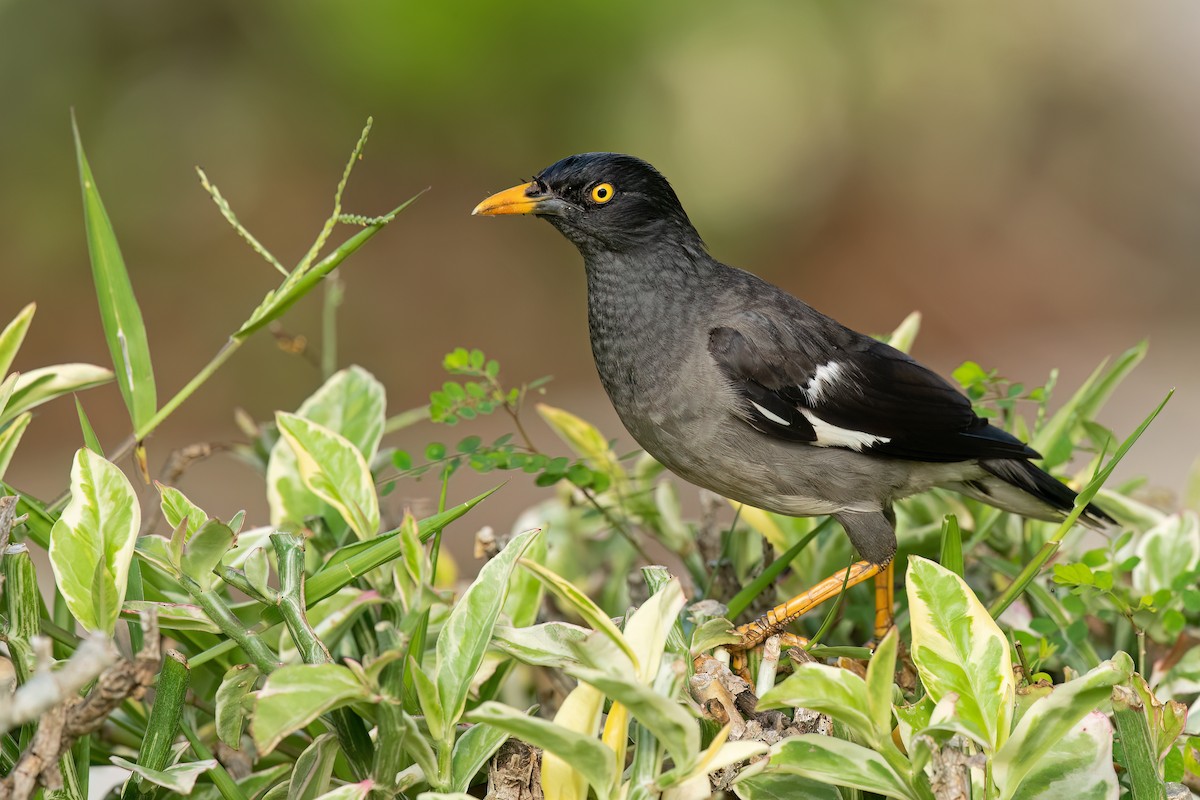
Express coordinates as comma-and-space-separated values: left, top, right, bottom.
708, 317, 1039, 463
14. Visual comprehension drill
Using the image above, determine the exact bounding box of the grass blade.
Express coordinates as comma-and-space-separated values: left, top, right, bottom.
72, 111, 157, 433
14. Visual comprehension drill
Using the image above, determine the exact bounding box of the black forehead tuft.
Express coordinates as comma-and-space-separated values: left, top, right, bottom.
535, 153, 674, 197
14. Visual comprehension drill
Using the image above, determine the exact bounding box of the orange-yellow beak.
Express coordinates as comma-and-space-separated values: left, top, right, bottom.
471, 182, 545, 216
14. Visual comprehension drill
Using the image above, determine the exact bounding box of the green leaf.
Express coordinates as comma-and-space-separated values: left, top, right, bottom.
286, 733, 339, 800
48, 448, 140, 634
518, 559, 637, 668
994, 654, 1132, 800
410, 657, 445, 741
0, 412, 31, 483
491, 622, 590, 669
734, 773, 844, 800
122, 601, 221, 633
267, 366, 385, 530
939, 514, 963, 577
567, 663, 698, 768
1, 363, 112, 427
759, 735, 918, 800
866, 627, 899, 741
1132, 512, 1199, 595
181, 520, 236, 590
110, 758, 217, 795
310, 781, 373, 800
216, 663, 261, 747
906, 555, 1013, 752
158, 484, 210, 539
252, 663, 372, 755
451, 722, 510, 793
436, 529, 541, 728
74, 396, 103, 455
276, 412, 379, 539
1006, 712, 1120, 800
73, 114, 157, 431
0, 302, 35, 378
465, 702, 614, 800
759, 664, 879, 746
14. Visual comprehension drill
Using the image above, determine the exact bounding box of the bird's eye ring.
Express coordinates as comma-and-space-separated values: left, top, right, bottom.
590, 183, 615, 204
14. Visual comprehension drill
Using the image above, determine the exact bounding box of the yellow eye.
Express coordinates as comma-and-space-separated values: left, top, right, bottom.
590, 183, 615, 204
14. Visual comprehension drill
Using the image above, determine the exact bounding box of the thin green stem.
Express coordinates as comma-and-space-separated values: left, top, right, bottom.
726, 518, 831, 619
181, 574, 278, 673
181, 721, 249, 800
321, 273, 342, 380
135, 339, 241, 441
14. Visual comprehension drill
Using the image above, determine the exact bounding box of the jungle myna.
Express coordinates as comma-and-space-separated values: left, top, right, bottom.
473, 152, 1111, 646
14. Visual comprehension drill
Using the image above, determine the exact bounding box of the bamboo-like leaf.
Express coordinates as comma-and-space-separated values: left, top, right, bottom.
466, 702, 614, 800
1, 363, 112, 427
1005, 712, 1119, 800
436, 529, 540, 729
907, 555, 1013, 752
0, 412, 31, 482
994, 654, 1131, 800
759, 664, 878, 746
0, 302, 35, 378
216, 663, 261, 747
252, 664, 372, 754
276, 412, 379, 539
756, 735, 918, 800
267, 366, 385, 530
48, 448, 140, 634
73, 114, 157, 431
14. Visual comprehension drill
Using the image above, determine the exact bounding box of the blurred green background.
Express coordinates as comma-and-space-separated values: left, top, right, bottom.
3, 0, 1197, 530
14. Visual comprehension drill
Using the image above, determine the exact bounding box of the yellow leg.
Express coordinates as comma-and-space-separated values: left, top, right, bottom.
873, 561, 895, 641
733, 560, 886, 650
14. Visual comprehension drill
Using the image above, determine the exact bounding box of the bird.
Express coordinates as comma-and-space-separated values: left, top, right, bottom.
472, 152, 1111, 648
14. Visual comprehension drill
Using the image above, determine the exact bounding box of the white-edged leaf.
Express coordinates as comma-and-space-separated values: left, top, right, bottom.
757, 735, 917, 800
906, 555, 1013, 751
110, 758, 217, 795
567, 663, 698, 768
158, 483, 209, 538
519, 559, 637, 669
734, 772, 844, 800
465, 702, 614, 800
542, 683, 606, 800
48, 448, 140, 634
435, 529, 540, 729
0, 302, 35, 378
312, 781, 373, 800
492, 622, 590, 669
1006, 712, 1118, 800
276, 412, 379, 539
1, 363, 112, 426
268, 366, 385, 529
994, 654, 1131, 800
451, 722, 510, 793
622, 577, 685, 683
216, 663, 261, 747
253, 663, 372, 754
122, 601, 221, 633
0, 411, 32, 482
759, 663, 878, 746
1132, 512, 1200, 594
287, 732, 339, 800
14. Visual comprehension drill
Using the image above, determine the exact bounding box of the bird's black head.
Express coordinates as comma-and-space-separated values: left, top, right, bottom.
472, 153, 702, 256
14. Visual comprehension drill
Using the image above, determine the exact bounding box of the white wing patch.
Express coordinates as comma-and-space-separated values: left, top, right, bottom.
750, 401, 791, 426
805, 361, 844, 403
800, 409, 891, 451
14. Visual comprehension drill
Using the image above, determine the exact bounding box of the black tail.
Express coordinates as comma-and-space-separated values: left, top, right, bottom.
980, 459, 1115, 528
